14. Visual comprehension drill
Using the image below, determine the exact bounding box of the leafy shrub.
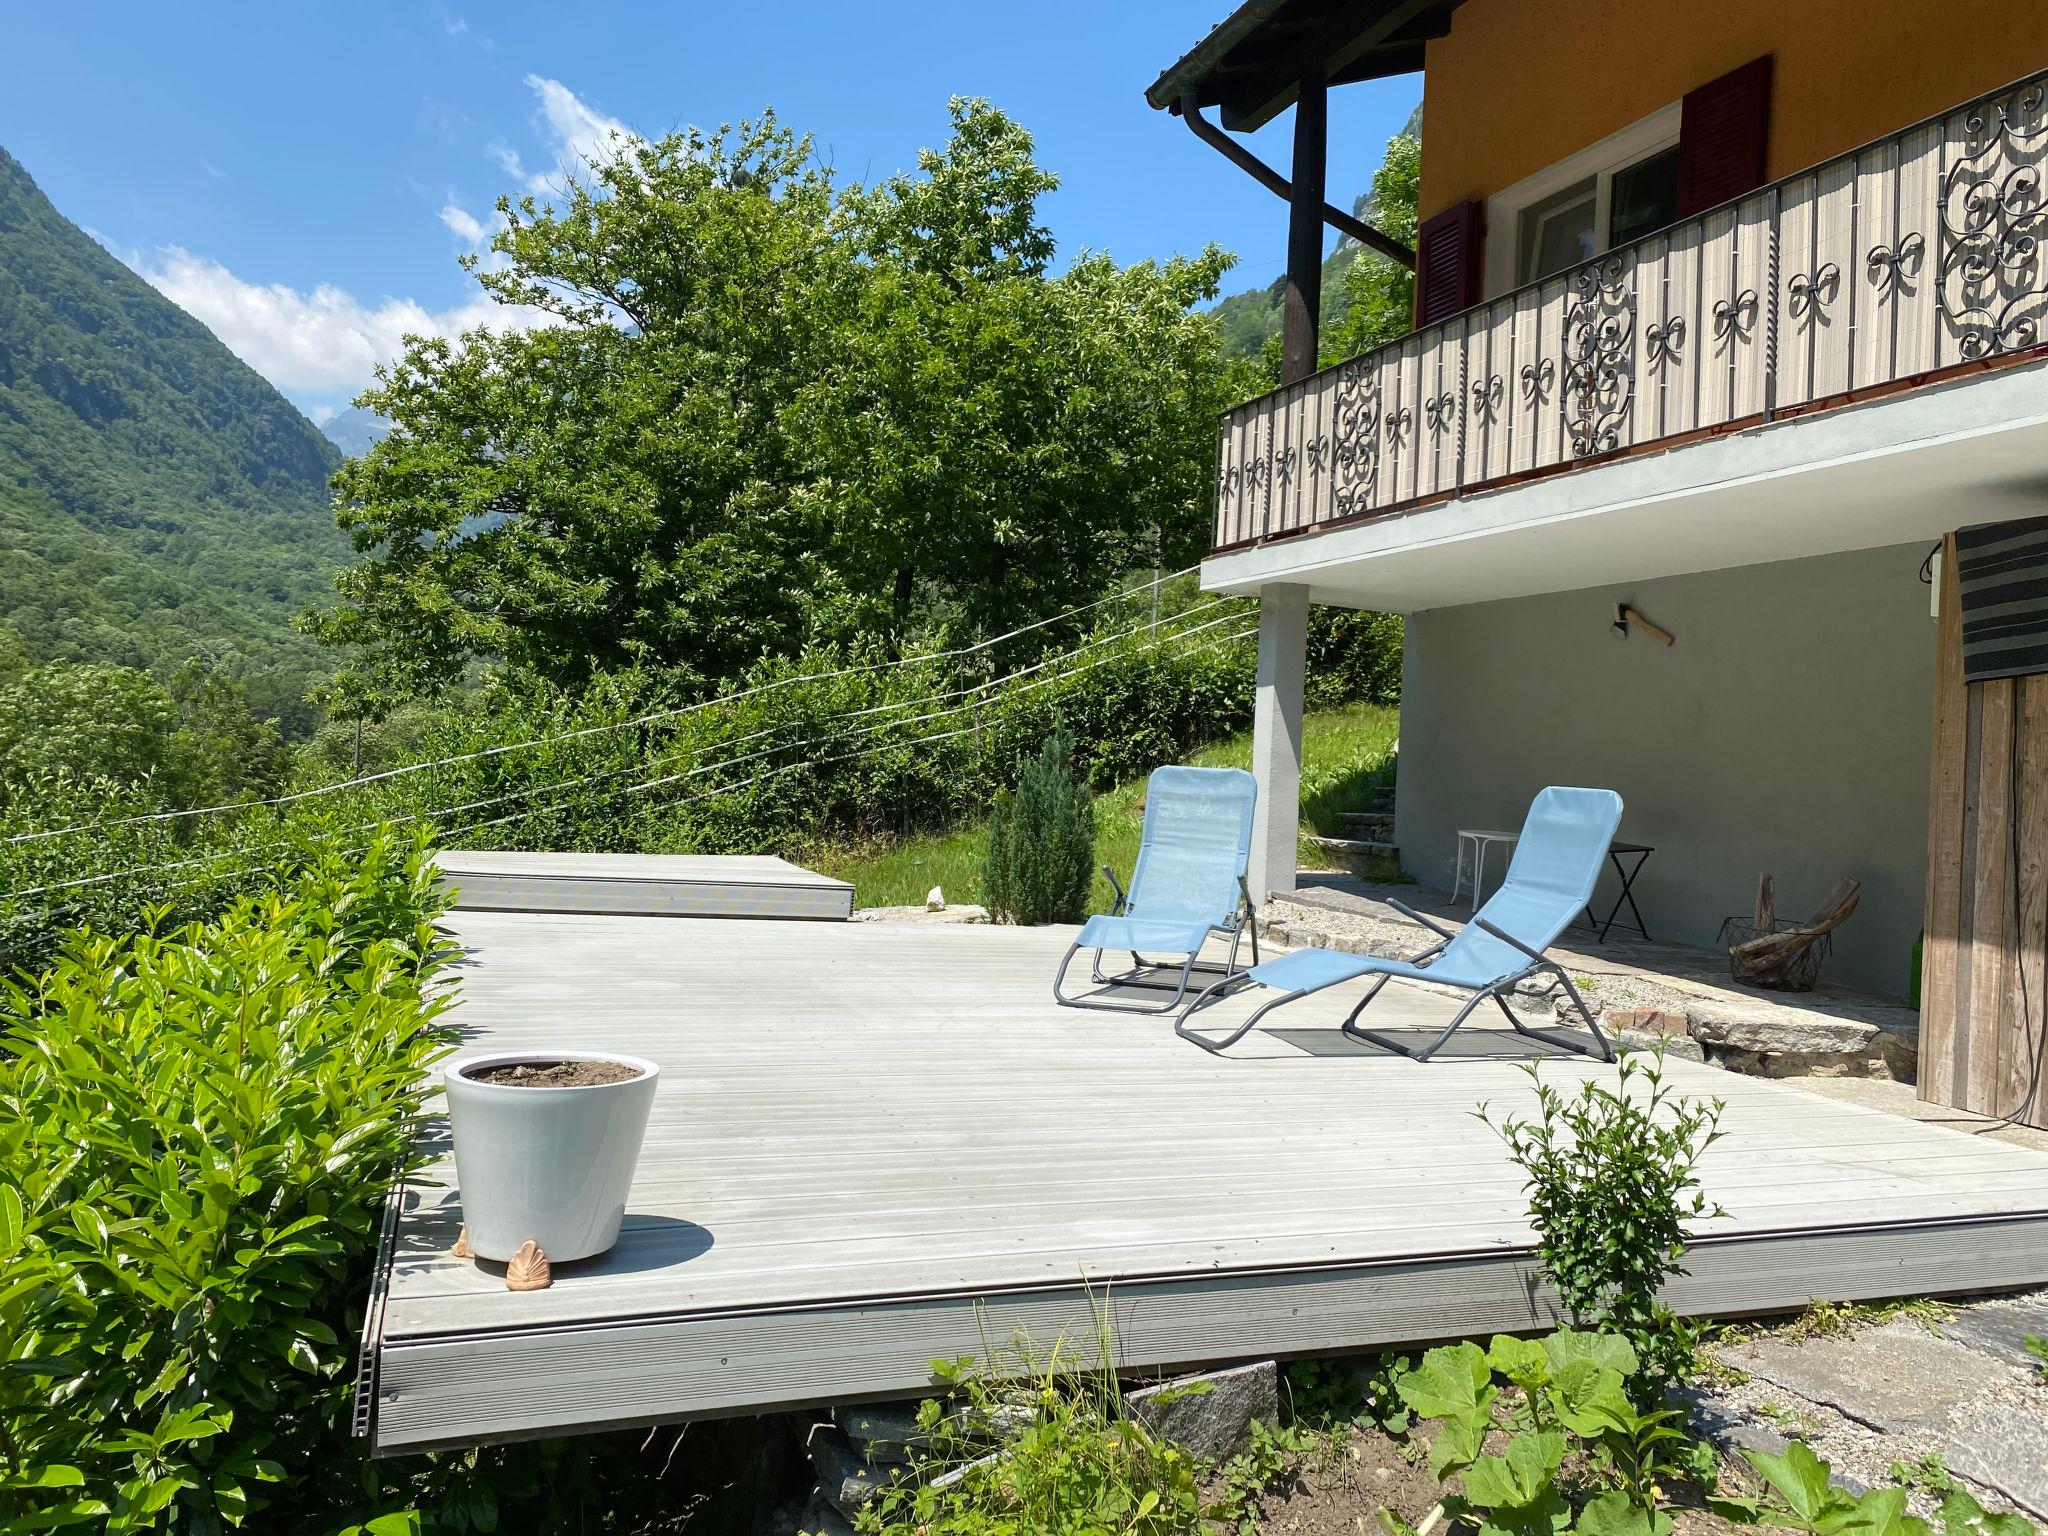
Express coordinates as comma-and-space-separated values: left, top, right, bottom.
984, 730, 1096, 925
860, 1345, 1217, 1536
1394, 1329, 1696, 1536
0, 584, 1398, 968
1480, 1052, 1726, 1393
1305, 609, 1402, 711
1715, 1441, 2037, 1536
0, 827, 453, 1532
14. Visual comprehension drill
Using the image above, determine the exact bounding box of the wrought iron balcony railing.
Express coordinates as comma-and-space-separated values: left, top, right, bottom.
1212, 69, 2048, 552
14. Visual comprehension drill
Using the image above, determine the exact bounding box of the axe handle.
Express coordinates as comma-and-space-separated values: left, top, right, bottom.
1623, 607, 1676, 646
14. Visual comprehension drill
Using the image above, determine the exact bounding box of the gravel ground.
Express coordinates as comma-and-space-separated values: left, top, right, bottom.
1699, 1306, 2048, 1522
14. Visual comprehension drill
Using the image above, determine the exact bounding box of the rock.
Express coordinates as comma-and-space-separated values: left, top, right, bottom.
926, 884, 946, 911
1617, 1028, 1705, 1061
1689, 1001, 1918, 1057
806, 1425, 908, 1517
1942, 1397, 2048, 1520
836, 1402, 927, 1463
1719, 1321, 2013, 1435
793, 1489, 857, 1536
1127, 1360, 1277, 1461
1941, 1291, 2048, 1372
851, 904, 990, 925
1606, 1006, 1690, 1038
1688, 999, 1918, 1080
1673, 1384, 1795, 1461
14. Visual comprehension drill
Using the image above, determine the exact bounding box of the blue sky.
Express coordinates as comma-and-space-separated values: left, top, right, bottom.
1, 2, 1420, 423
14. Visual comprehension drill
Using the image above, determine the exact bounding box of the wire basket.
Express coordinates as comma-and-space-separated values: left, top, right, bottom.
1717, 916, 1832, 992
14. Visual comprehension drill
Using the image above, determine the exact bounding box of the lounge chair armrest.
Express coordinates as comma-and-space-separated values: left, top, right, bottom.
1103, 865, 1129, 915
1475, 917, 1549, 965
1388, 897, 1459, 943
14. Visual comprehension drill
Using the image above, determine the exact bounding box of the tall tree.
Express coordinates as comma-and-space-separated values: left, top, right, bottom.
312, 101, 1236, 701
1321, 131, 1421, 366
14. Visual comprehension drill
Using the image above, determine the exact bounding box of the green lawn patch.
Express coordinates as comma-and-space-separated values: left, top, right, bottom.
812, 703, 1399, 910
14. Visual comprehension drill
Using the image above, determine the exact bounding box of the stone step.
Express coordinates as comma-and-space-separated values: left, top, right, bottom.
1335, 811, 1396, 839
1304, 835, 1399, 875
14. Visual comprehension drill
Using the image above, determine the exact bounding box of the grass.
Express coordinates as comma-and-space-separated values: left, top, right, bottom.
811, 704, 1401, 911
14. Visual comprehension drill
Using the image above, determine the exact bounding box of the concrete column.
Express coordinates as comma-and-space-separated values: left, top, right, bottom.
1249, 583, 1309, 902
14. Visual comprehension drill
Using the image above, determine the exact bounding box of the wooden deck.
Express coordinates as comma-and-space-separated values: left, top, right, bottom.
432, 851, 853, 921
368, 913, 2048, 1452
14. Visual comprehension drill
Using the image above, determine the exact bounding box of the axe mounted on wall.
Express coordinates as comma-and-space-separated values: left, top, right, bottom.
1611, 604, 1676, 646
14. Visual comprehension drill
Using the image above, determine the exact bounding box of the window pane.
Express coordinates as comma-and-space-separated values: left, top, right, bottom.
1609, 145, 1680, 250
1518, 177, 1597, 284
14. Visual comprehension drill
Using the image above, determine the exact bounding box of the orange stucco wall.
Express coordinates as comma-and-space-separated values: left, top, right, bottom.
1416, 0, 2048, 222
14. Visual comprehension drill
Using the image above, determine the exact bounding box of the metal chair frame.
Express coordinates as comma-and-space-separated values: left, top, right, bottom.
1052, 868, 1261, 1015
1174, 896, 1613, 1061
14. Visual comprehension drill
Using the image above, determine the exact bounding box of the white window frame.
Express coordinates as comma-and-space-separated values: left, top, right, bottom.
1482, 101, 1682, 299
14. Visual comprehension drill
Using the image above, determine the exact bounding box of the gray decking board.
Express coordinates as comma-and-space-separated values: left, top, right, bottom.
433, 851, 853, 921
372, 913, 2048, 1452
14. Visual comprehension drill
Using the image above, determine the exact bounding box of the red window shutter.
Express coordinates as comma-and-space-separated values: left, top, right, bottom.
1414, 199, 1484, 326
1675, 55, 1773, 218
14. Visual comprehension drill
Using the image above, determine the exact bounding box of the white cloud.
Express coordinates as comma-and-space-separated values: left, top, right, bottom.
200, 158, 227, 182
440, 201, 488, 245
517, 75, 636, 192
125, 244, 544, 401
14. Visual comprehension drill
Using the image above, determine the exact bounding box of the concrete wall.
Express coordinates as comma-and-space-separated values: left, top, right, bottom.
1394, 543, 1934, 995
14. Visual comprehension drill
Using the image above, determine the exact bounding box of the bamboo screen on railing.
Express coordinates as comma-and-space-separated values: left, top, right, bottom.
1213, 71, 2048, 551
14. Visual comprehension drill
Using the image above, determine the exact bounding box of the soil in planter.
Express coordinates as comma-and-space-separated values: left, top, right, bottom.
467, 1059, 643, 1087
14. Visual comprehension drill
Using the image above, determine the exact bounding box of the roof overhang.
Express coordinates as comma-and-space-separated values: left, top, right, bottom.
1146, 0, 1462, 131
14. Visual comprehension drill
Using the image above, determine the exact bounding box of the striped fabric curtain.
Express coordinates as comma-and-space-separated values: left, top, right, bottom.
1955, 516, 2048, 684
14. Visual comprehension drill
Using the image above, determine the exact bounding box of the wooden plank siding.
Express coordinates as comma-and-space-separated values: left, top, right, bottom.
1920, 535, 2048, 1129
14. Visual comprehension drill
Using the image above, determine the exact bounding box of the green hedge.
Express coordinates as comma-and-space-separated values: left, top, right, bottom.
0, 594, 1401, 970
0, 828, 452, 1532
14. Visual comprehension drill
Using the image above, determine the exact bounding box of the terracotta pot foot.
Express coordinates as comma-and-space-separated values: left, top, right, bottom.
506, 1239, 552, 1291
451, 1224, 474, 1259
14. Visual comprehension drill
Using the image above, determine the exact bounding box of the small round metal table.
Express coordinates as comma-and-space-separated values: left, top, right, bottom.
1451, 828, 1519, 913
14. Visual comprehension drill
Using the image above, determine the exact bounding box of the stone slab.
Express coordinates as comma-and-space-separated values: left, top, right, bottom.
1127, 1359, 1277, 1461
1942, 1398, 2048, 1520
1721, 1322, 2012, 1435
1942, 1293, 2048, 1372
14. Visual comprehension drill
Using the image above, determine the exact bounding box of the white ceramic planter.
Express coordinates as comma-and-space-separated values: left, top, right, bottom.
444, 1051, 660, 1263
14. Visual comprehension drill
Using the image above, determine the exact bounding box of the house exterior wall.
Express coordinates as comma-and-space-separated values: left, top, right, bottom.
1393, 542, 1933, 993
1416, 0, 2048, 222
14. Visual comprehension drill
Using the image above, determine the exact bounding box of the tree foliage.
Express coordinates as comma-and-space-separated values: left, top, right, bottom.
0, 658, 285, 811
311, 100, 1237, 704
1322, 131, 1421, 366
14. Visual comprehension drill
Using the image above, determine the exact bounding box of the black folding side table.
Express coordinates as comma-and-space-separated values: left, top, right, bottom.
1583, 842, 1653, 942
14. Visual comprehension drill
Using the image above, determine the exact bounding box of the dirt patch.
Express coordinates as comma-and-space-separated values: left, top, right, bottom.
465, 1059, 643, 1088
1236, 1424, 1441, 1535
1220, 1419, 1752, 1536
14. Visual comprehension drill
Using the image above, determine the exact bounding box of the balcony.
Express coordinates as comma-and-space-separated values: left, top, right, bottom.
1213, 69, 2048, 553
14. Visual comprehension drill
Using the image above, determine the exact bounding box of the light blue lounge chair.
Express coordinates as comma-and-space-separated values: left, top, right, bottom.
1175, 786, 1622, 1060
1052, 765, 1260, 1014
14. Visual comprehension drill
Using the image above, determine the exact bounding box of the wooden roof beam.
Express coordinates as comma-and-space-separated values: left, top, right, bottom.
1219, 0, 1449, 131
1177, 93, 1417, 268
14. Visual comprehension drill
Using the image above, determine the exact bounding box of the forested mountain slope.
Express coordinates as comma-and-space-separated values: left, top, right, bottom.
0, 146, 345, 727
